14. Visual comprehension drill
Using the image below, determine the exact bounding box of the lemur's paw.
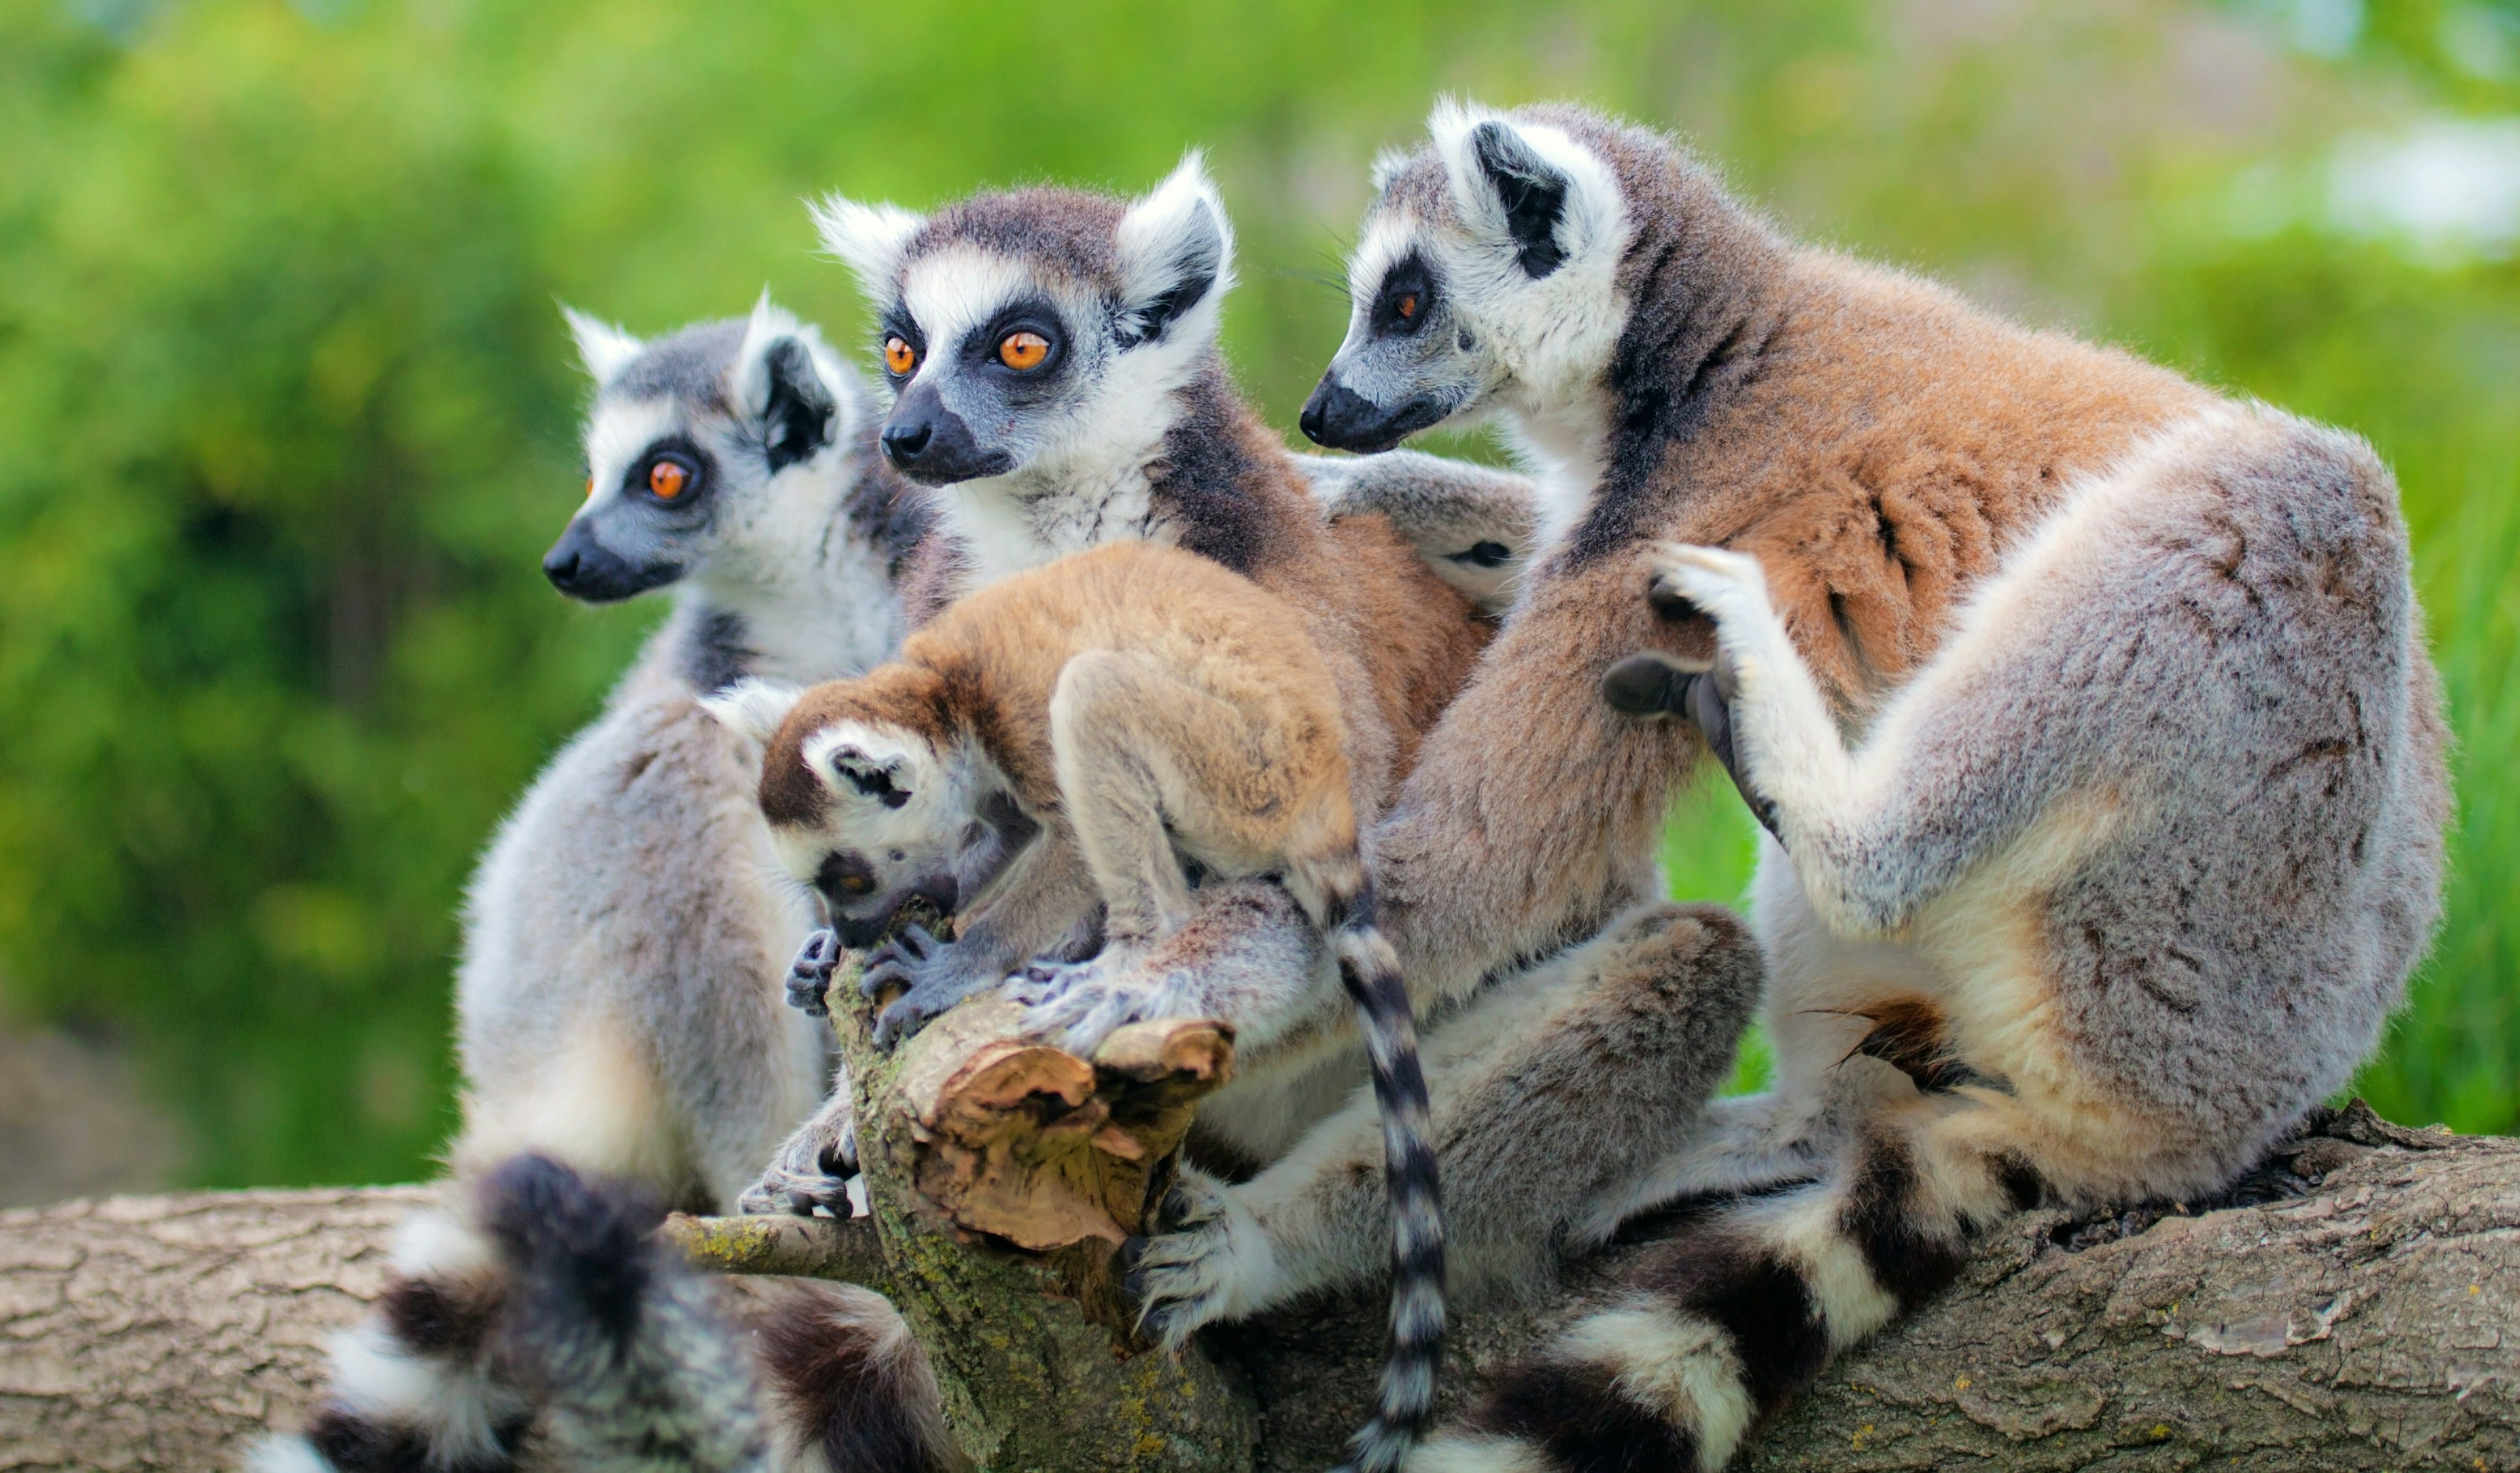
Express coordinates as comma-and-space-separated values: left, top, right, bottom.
862, 925, 1004, 1050
1650, 543, 1779, 660
1003, 949, 1192, 1054
1639, 545, 1783, 838
738, 1098, 858, 1218
1120, 1168, 1278, 1350
784, 926, 842, 1016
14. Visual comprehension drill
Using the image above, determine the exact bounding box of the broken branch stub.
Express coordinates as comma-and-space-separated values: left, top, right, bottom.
891, 997, 1234, 1251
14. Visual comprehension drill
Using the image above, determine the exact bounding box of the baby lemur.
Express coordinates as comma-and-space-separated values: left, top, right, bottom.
711, 539, 1450, 1472
1250, 100, 2449, 1470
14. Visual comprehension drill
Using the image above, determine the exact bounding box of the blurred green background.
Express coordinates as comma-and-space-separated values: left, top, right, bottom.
0, 0, 2511, 1191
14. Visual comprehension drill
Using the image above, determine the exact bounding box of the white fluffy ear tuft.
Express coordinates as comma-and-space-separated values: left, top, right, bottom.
732, 289, 805, 415
562, 304, 642, 384
700, 678, 805, 749
809, 195, 925, 295
1428, 101, 1618, 280
1114, 152, 1235, 346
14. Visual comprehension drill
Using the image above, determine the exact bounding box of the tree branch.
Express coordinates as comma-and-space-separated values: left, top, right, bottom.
3, 1113, 2511, 1471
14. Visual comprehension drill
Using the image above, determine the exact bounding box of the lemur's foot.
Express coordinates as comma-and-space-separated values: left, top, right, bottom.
1603, 545, 1785, 837
860, 925, 1008, 1050
1002, 947, 1196, 1054
738, 1094, 858, 1218
785, 926, 842, 1016
1119, 1166, 1279, 1350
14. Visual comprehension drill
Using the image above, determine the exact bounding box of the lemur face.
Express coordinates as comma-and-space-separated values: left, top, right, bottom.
703, 682, 1039, 949
1305, 104, 1629, 453
543, 298, 847, 603
811, 156, 1232, 490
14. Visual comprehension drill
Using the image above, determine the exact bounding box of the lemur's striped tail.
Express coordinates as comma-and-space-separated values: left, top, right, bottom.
1414, 1120, 2042, 1473
1327, 883, 1447, 1473
244, 1200, 530, 1473
477, 1153, 962, 1473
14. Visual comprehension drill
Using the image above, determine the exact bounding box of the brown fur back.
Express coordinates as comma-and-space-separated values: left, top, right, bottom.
1169, 389, 1493, 806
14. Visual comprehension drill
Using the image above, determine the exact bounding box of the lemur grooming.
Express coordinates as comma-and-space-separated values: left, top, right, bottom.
1223, 100, 2448, 1470
708, 539, 1455, 1472
251, 297, 938, 1473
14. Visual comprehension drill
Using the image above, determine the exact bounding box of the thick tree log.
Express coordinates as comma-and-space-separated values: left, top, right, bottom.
3, 1123, 2512, 1471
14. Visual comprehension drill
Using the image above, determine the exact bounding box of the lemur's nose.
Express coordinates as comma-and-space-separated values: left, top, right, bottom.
881, 420, 934, 465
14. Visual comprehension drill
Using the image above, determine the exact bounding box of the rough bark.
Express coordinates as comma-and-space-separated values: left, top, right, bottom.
4, 1122, 2512, 1472
817, 987, 1254, 1472
0, 1185, 431, 1472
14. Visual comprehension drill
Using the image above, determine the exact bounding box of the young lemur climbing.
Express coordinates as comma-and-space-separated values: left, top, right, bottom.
709, 539, 1454, 1472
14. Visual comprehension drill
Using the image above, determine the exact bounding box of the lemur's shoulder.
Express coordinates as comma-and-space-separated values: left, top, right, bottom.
1612, 249, 2222, 705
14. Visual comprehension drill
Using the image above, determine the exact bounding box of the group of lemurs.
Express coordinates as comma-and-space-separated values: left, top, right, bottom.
253, 99, 2448, 1473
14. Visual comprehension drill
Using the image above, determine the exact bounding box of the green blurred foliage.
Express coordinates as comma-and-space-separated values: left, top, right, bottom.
0, 0, 2511, 1186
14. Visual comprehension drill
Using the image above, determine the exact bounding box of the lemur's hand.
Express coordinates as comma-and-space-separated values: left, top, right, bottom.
1002, 945, 1187, 1054
738, 1090, 858, 1218
1118, 1165, 1280, 1351
860, 925, 1009, 1050
784, 926, 842, 1016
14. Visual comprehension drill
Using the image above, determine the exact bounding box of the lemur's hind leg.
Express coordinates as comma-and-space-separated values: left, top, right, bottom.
1416, 1089, 2057, 1473
1013, 650, 1339, 1051
1126, 902, 1763, 1345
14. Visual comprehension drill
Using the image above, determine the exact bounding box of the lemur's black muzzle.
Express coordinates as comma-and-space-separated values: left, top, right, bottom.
880, 383, 1016, 486
1298, 374, 1452, 454
541, 520, 681, 604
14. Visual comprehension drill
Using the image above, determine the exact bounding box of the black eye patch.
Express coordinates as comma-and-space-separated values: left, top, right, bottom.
958, 297, 1071, 400
1371, 255, 1435, 338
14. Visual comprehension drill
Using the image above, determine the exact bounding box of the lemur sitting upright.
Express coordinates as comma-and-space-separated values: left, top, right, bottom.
707, 539, 1454, 1472
252, 297, 940, 1473
1205, 100, 2445, 1470
788, 156, 1507, 1064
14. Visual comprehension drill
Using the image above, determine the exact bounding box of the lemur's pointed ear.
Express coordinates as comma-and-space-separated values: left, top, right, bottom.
700, 678, 805, 748
562, 304, 642, 383
1433, 106, 1570, 279
810, 195, 925, 295
1115, 152, 1234, 348
733, 292, 838, 473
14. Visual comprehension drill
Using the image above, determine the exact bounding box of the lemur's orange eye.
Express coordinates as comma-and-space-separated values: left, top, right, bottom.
839, 873, 872, 894
998, 330, 1049, 371
1396, 293, 1419, 320
883, 335, 917, 375
648, 459, 689, 499
583, 475, 595, 501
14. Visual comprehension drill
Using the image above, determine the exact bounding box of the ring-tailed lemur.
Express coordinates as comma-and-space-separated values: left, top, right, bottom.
706, 539, 1460, 1472
788, 155, 1503, 1070
1217, 100, 2445, 1470
250, 297, 934, 1473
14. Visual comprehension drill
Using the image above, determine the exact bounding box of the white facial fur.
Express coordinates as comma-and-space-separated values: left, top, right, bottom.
1323, 103, 1634, 552
812, 156, 1237, 589
556, 297, 895, 678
